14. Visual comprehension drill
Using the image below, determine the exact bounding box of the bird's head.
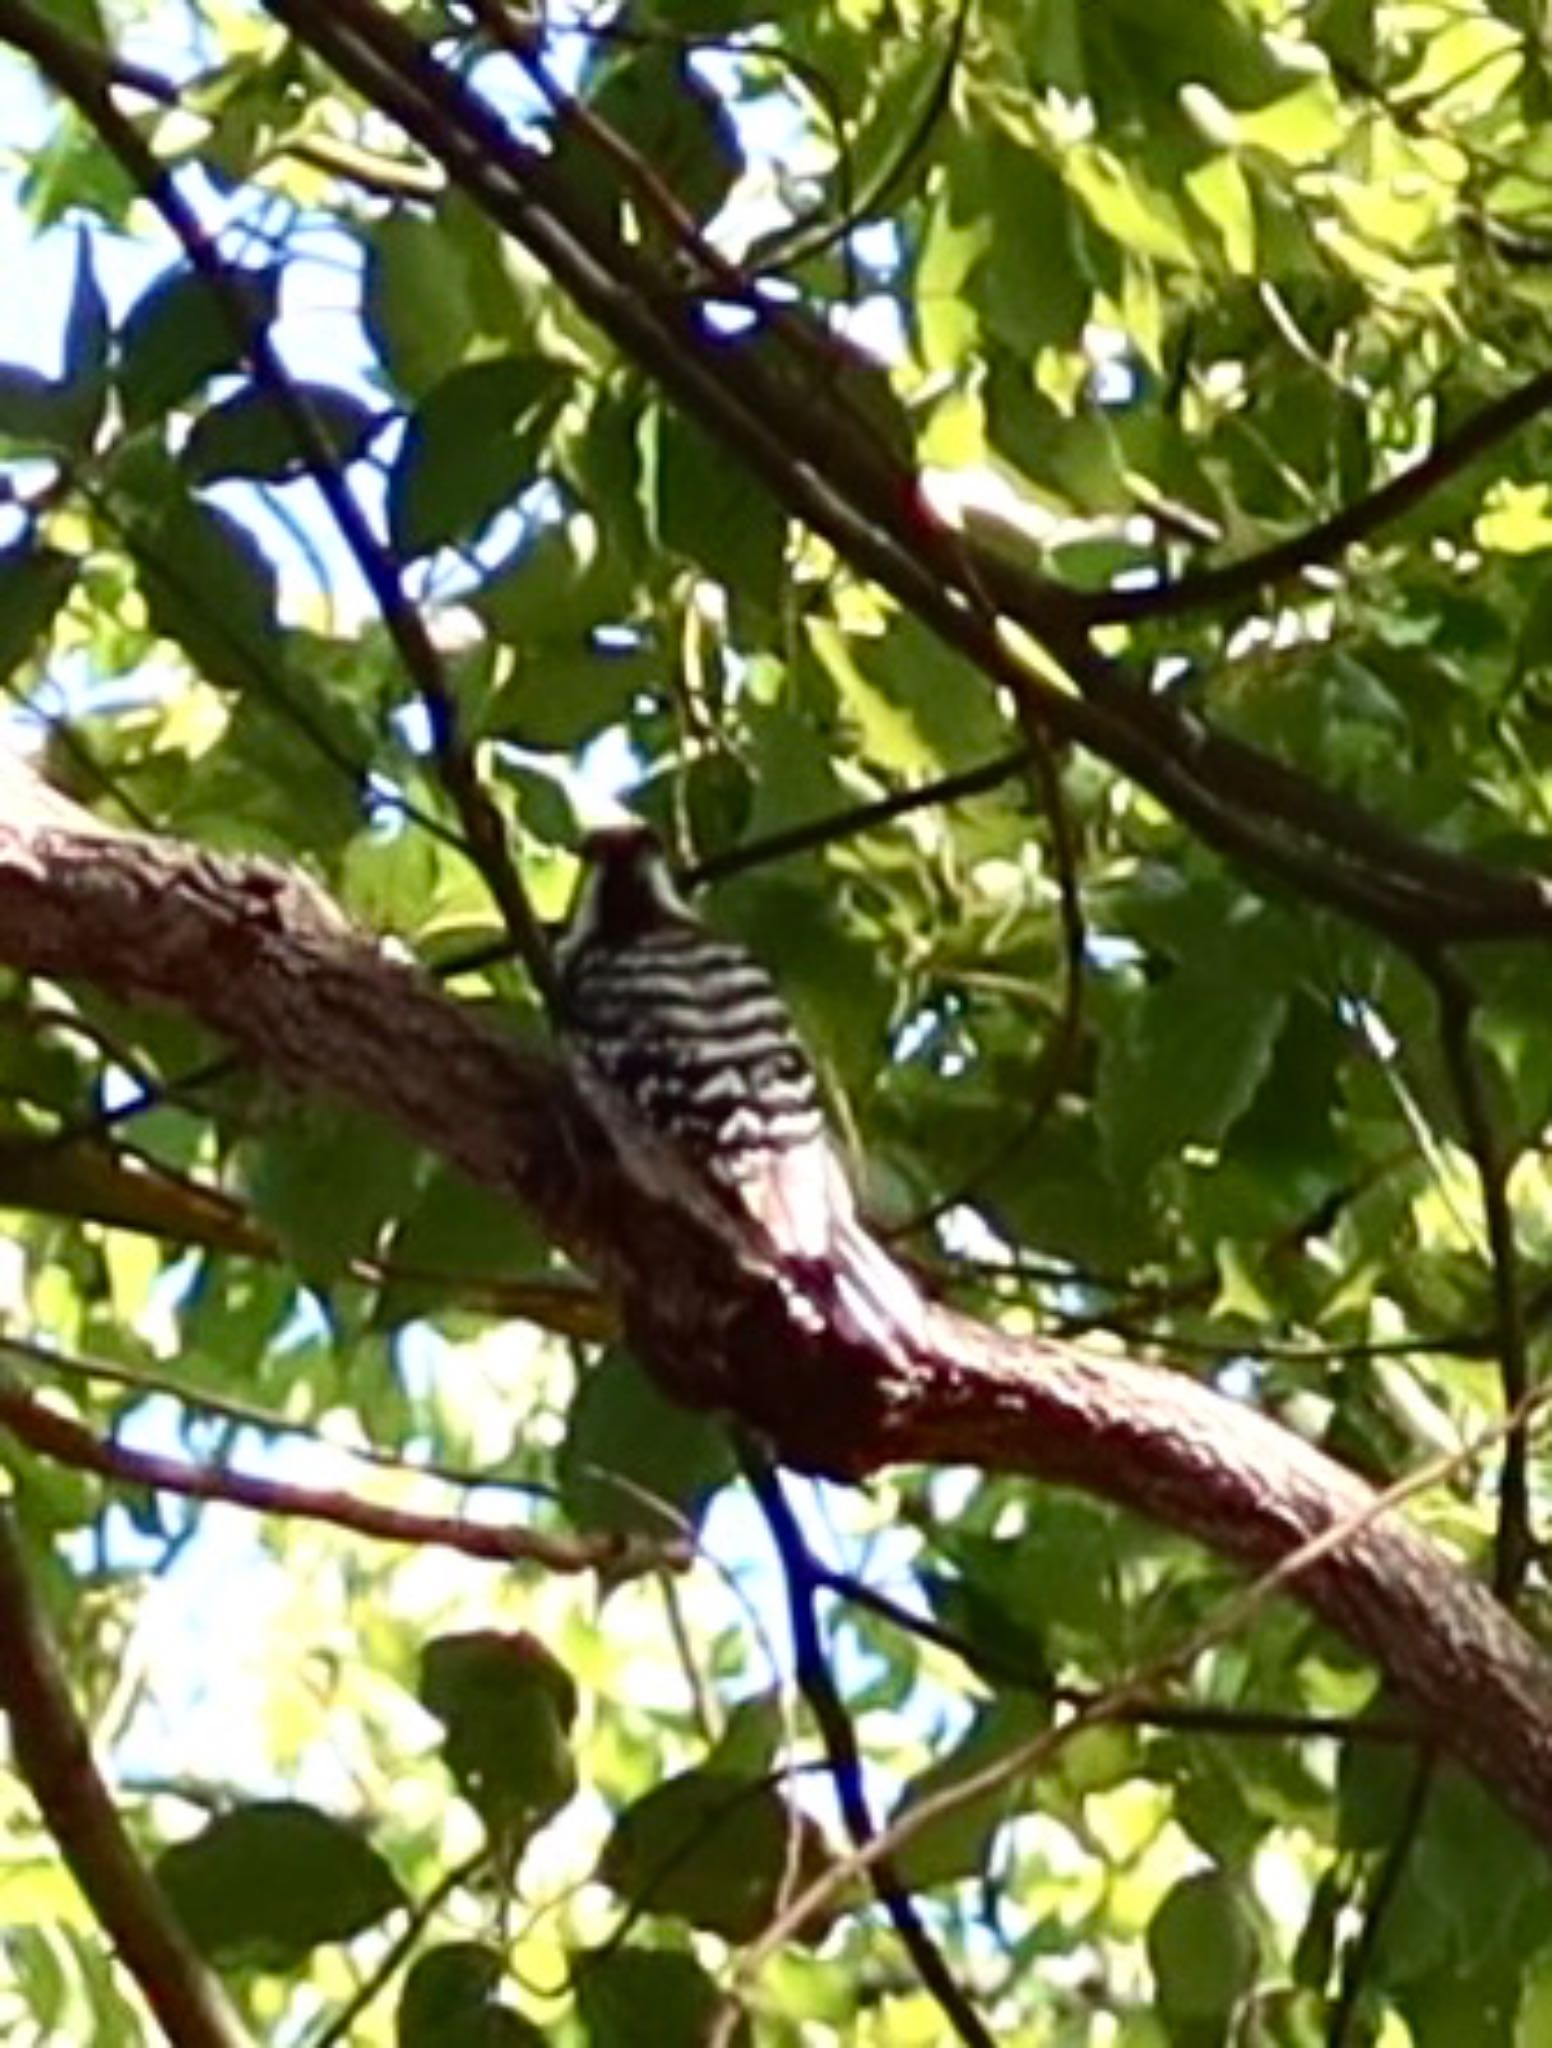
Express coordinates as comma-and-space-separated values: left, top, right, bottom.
560, 821, 696, 955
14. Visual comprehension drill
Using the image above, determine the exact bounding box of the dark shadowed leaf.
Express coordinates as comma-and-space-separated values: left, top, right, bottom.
156, 1801, 404, 1966
127, 481, 281, 697
1098, 917, 1297, 1186
364, 214, 479, 399
377, 1160, 553, 1326
889, 1696, 1050, 1889
558, 1348, 734, 1537
645, 405, 785, 612
118, 266, 280, 425
574, 1949, 748, 2048
1147, 1870, 1259, 2028
57, 230, 108, 449
388, 355, 569, 557
420, 1631, 579, 1837
599, 1769, 839, 1941
238, 1102, 425, 1282
0, 366, 82, 450
397, 1944, 546, 2048
0, 540, 75, 689
183, 383, 380, 483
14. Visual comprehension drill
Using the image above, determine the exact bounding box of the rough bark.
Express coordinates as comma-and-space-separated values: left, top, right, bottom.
2, 776, 1551, 1848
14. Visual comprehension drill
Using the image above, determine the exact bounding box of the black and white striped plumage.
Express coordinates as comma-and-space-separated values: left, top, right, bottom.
557, 823, 922, 1349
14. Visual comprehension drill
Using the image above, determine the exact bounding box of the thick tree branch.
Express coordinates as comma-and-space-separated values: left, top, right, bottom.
2, 790, 1551, 1849
0, 1507, 252, 2048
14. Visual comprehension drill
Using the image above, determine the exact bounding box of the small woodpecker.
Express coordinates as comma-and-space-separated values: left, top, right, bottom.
557, 822, 922, 1350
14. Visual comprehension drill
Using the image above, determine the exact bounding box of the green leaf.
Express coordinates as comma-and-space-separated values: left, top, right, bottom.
644, 405, 785, 611
1516, 1949, 1552, 2048
126, 477, 282, 696
156, 1801, 405, 1966
1147, 1870, 1259, 2026
183, 383, 380, 483
364, 214, 478, 400
485, 636, 652, 749
420, 1631, 578, 1837
1065, 147, 1201, 269
558, 1348, 733, 1537
888, 1697, 1049, 1888
57, 229, 109, 449
921, 130, 1089, 360
920, 1566, 1053, 1691
1099, 918, 1296, 1185
42, 0, 107, 44
0, 366, 81, 451
599, 1771, 838, 1940
388, 355, 569, 557
806, 612, 1006, 774
0, 540, 75, 689
117, 266, 280, 426
397, 1944, 545, 2048
471, 511, 635, 657
574, 1949, 748, 2048
238, 1102, 424, 1282
377, 1159, 552, 1326
566, 49, 744, 231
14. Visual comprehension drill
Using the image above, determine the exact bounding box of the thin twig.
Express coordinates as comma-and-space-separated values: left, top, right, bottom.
742, 1442, 996, 2048
1069, 367, 1552, 626
819, 1565, 1422, 1743
0, 1331, 564, 1499
1430, 955, 1533, 1600
688, 746, 1032, 887
0, 1378, 678, 1575
1325, 1752, 1437, 2047
305, 1849, 492, 2048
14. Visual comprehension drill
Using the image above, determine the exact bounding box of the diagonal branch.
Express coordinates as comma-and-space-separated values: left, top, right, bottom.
0, 1507, 252, 2048
743, 1443, 994, 2048
2, 775, 1552, 1849
1065, 367, 1552, 626
0, 1378, 675, 1576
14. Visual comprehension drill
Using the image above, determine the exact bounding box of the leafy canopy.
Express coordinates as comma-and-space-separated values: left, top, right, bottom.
3, 1, 1552, 2044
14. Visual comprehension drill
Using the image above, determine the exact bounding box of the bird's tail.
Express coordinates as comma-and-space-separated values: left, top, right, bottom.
824, 1208, 928, 1355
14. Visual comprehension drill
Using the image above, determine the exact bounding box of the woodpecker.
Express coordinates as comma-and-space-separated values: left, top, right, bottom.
557, 823, 923, 1351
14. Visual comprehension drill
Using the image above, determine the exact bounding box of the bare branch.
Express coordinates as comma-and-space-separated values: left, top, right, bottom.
744, 1443, 994, 2048
1067, 368, 1552, 626
0, 1507, 252, 2048
0, 1379, 676, 1576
